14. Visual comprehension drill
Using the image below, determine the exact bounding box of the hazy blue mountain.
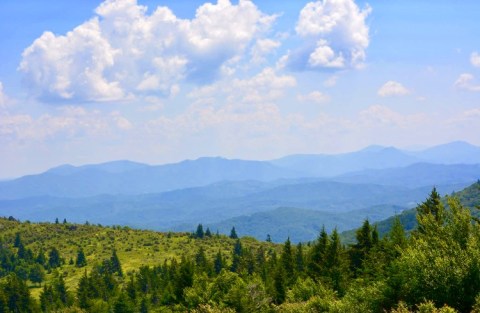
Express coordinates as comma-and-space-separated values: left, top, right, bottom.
0, 157, 299, 200
271, 142, 480, 177
409, 141, 480, 164
182, 204, 408, 243
335, 163, 480, 188
0, 179, 449, 236
271, 146, 421, 177
46, 160, 149, 175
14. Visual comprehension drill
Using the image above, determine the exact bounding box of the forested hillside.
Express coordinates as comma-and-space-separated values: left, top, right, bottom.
1, 183, 480, 312
340, 180, 480, 243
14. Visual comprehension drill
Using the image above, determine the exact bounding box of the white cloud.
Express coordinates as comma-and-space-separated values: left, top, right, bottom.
297, 91, 330, 103
19, 0, 276, 103
359, 105, 426, 127
188, 67, 297, 105
0, 82, 13, 109
251, 38, 281, 64
454, 73, 480, 92
323, 75, 338, 87
0, 106, 133, 143
471, 52, 480, 68
377, 81, 410, 97
292, 0, 371, 70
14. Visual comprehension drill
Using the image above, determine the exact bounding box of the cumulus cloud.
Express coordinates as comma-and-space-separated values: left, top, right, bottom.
188, 67, 296, 105
289, 0, 371, 70
297, 91, 330, 103
250, 38, 281, 64
471, 52, 480, 68
19, 0, 276, 103
0, 82, 11, 109
0, 106, 132, 143
377, 81, 410, 97
454, 73, 480, 92
359, 105, 426, 127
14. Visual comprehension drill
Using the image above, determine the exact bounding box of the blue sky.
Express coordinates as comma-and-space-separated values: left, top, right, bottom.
0, 0, 479, 178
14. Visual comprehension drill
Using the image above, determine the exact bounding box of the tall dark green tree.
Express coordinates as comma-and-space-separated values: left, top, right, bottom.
280, 237, 295, 285
48, 247, 62, 269
195, 224, 204, 239
110, 249, 122, 276
76, 248, 87, 267
230, 227, 238, 239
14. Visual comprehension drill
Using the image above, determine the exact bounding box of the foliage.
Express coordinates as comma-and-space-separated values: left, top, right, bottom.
0, 182, 479, 312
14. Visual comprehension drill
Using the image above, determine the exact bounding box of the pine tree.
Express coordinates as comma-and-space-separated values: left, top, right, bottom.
416, 187, 445, 234
296, 242, 305, 274
214, 251, 224, 274
48, 247, 61, 269
110, 249, 122, 276
308, 226, 329, 277
205, 227, 212, 237
14, 232, 22, 248
195, 224, 204, 239
36, 248, 46, 266
76, 248, 87, 267
230, 227, 238, 239
230, 239, 243, 272
280, 237, 295, 285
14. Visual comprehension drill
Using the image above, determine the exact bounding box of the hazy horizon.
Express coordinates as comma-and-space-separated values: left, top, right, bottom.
1, 0, 479, 178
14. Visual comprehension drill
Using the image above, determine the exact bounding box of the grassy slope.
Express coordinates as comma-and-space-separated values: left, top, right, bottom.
0, 219, 279, 299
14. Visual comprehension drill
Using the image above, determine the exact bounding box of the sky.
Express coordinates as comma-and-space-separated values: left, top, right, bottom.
0, 0, 479, 178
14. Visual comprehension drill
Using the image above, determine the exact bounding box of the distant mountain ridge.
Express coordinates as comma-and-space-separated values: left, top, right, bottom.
1, 141, 479, 200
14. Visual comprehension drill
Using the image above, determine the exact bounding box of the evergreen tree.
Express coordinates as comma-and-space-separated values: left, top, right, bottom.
280, 237, 295, 285
272, 265, 286, 304
63, 218, 67, 224
230, 227, 238, 239
307, 226, 329, 277
266, 234, 272, 242
28, 264, 45, 286
194, 247, 208, 273
110, 249, 122, 276
295, 242, 305, 274
55, 217, 59, 224
416, 187, 445, 234
76, 248, 87, 267
195, 224, 204, 239
114, 293, 134, 313
214, 251, 224, 274
36, 248, 46, 266
205, 227, 212, 237
48, 247, 62, 268
13, 233, 22, 248
230, 239, 243, 272
2, 273, 34, 313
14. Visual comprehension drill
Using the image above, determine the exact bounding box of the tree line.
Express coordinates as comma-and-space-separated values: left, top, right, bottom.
1, 187, 480, 312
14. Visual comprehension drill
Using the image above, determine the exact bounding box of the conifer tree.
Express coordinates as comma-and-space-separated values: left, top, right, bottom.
281, 237, 295, 285
48, 247, 62, 269
295, 242, 305, 274
214, 251, 224, 274
308, 226, 329, 277
230, 239, 243, 272
205, 227, 212, 237
76, 248, 87, 267
230, 227, 238, 239
110, 249, 123, 276
195, 224, 204, 239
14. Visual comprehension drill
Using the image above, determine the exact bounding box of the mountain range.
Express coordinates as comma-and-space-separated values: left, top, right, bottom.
1, 141, 480, 242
